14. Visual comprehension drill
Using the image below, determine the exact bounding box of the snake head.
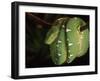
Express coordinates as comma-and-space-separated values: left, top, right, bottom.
45, 18, 68, 45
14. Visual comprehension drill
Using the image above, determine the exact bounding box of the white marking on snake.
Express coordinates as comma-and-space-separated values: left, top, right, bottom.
58, 40, 62, 43
58, 53, 61, 56
74, 17, 77, 20
66, 28, 71, 32
70, 54, 73, 57
68, 43, 73, 46
62, 25, 65, 28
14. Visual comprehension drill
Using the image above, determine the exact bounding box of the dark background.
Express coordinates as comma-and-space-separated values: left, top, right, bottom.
25, 12, 89, 68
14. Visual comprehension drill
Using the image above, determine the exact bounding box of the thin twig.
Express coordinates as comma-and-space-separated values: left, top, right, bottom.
26, 13, 51, 26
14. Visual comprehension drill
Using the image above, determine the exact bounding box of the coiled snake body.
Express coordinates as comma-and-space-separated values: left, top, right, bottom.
45, 17, 89, 65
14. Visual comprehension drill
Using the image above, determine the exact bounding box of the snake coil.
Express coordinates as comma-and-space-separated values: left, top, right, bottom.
45, 17, 89, 65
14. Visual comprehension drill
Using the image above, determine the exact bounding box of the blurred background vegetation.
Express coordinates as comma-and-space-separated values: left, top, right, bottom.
25, 12, 89, 68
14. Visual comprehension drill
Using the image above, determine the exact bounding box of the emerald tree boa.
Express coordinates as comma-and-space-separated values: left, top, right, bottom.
45, 17, 89, 65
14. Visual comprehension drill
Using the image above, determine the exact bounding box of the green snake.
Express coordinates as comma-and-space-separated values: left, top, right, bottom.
45, 17, 89, 65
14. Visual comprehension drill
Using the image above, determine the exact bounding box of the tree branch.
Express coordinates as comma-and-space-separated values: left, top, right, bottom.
26, 13, 52, 26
